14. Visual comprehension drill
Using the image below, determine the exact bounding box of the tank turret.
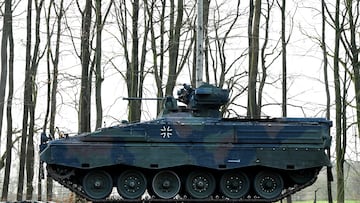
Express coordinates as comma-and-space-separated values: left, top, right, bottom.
161, 83, 229, 118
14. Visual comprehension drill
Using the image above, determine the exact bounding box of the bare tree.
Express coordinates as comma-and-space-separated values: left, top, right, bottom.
258, 0, 279, 114
116, 0, 195, 117
333, 0, 344, 202
112, 0, 144, 122
17, 0, 34, 199
42, 0, 65, 200
321, 0, 333, 202
94, 0, 103, 129
1, 0, 14, 200
165, 0, 184, 96
279, 0, 287, 118
342, 0, 360, 140
209, 0, 242, 88
138, 2, 151, 117
17, 0, 45, 200
39, 0, 53, 199
128, 0, 140, 122
78, 0, 92, 132
26, 0, 45, 200
324, 0, 360, 202
247, 0, 261, 118
113, 0, 157, 122
146, 0, 166, 114
94, 0, 113, 129
0, 0, 10, 155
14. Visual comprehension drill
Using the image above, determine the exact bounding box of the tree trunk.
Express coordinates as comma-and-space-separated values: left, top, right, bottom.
248, 0, 254, 85
77, 2, 93, 200
247, 0, 261, 118
321, 0, 332, 202
95, 0, 103, 129
334, 0, 344, 202
258, 0, 272, 114
346, 0, 360, 140
79, 0, 92, 133
1, 0, 14, 199
147, 0, 165, 115
281, 0, 287, 118
158, 0, 166, 114
127, 0, 141, 122
138, 0, 150, 119
26, 98, 35, 200
0, 0, 11, 154
39, 0, 53, 198
25, 1, 43, 200
47, 0, 64, 200
17, 0, 33, 200
165, 0, 183, 96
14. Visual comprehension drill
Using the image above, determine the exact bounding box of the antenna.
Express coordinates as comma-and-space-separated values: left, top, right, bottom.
196, 0, 204, 88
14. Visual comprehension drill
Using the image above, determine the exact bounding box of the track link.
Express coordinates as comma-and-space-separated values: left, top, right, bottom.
47, 166, 319, 203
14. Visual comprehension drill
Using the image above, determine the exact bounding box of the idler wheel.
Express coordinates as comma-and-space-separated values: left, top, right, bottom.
117, 170, 147, 199
185, 171, 215, 199
254, 170, 284, 200
152, 170, 181, 199
220, 170, 250, 199
82, 170, 113, 200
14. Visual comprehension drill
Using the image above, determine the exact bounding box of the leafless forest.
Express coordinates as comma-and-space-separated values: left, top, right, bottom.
0, 0, 359, 202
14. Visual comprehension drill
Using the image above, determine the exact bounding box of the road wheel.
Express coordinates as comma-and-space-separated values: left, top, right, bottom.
82, 170, 113, 200
220, 170, 250, 199
117, 170, 147, 199
152, 170, 181, 199
254, 170, 284, 200
185, 171, 215, 199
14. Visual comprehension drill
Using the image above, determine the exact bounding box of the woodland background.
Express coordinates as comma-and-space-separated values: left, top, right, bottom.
0, 0, 359, 202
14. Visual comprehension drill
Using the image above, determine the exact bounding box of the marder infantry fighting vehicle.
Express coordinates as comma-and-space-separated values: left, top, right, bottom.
40, 83, 332, 202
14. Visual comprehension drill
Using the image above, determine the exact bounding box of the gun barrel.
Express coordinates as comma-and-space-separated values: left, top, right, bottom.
123, 97, 165, 101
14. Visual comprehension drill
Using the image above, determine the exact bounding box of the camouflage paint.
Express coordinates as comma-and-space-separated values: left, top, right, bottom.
40, 116, 331, 171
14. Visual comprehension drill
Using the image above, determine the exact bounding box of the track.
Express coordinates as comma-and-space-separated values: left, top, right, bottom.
47, 165, 320, 203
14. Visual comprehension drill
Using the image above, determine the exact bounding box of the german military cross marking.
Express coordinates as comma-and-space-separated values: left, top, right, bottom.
160, 125, 172, 138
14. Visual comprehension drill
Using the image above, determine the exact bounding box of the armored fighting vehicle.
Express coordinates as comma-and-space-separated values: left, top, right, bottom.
40, 83, 332, 202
